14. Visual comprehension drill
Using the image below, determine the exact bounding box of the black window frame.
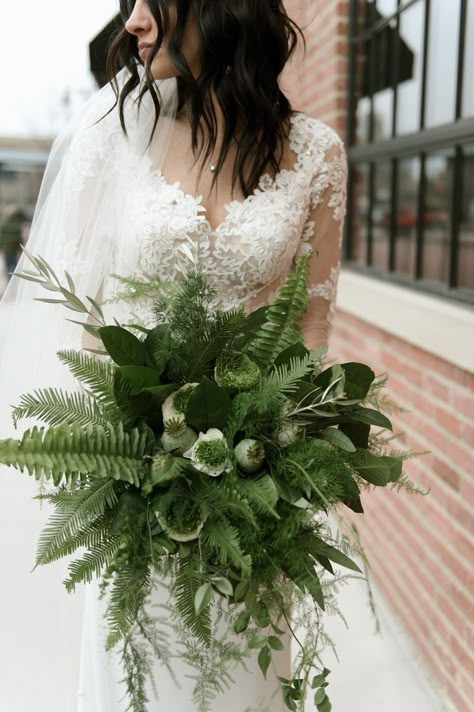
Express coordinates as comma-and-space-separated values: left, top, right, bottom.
345, 0, 474, 305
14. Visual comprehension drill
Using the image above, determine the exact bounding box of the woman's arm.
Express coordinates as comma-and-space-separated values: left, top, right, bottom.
299, 133, 348, 350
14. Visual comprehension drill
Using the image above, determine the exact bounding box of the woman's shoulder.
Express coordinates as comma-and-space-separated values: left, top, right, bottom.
289, 111, 346, 158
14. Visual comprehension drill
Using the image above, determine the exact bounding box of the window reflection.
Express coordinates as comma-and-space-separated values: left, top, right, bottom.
425, 0, 461, 128
372, 161, 392, 269
459, 147, 474, 292
373, 23, 395, 140
350, 163, 370, 264
422, 151, 454, 285
396, 1, 424, 135
395, 157, 420, 277
462, 0, 474, 117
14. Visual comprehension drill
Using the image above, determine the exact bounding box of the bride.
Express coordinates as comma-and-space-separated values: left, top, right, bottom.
0, 0, 347, 710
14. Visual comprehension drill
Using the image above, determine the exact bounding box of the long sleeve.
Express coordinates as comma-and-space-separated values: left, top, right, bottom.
297, 131, 348, 349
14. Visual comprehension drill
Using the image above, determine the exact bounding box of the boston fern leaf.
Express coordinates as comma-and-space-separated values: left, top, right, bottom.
57, 349, 120, 419
35, 479, 119, 567
175, 555, 212, 645
0, 421, 154, 486
11, 387, 108, 429
64, 536, 121, 592
248, 253, 310, 369
36, 511, 116, 566
235, 475, 280, 519
106, 564, 152, 651
202, 519, 251, 576
262, 353, 321, 395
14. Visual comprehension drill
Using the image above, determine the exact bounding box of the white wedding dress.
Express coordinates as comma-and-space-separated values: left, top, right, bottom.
0, 110, 347, 712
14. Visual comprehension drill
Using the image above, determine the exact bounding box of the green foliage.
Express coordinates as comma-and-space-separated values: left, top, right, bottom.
175, 555, 212, 644
12, 387, 107, 429
56, 349, 119, 416
247, 253, 311, 369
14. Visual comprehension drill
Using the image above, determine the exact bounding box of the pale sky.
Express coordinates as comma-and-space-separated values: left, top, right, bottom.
2, 0, 119, 137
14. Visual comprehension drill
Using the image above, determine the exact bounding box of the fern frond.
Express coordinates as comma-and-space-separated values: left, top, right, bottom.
235, 475, 280, 519
35, 479, 119, 566
36, 511, 115, 565
202, 519, 251, 576
64, 536, 121, 592
247, 253, 310, 368
0, 421, 153, 486
262, 353, 321, 395
11, 387, 107, 429
106, 564, 152, 650
175, 555, 212, 645
57, 349, 120, 418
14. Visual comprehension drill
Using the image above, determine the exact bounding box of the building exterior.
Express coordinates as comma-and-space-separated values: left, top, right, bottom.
284, 2, 473, 711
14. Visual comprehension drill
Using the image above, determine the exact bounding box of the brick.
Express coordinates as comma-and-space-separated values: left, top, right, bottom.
450, 388, 474, 420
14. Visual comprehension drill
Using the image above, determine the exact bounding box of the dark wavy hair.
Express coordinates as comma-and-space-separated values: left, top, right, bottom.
106, 0, 304, 197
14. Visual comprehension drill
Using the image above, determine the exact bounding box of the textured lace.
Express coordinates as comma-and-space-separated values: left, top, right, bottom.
104, 112, 348, 345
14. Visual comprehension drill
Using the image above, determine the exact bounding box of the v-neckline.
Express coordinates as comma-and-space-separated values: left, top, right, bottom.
148, 114, 301, 234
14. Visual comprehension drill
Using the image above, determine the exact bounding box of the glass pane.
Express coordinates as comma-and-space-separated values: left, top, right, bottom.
425, 0, 461, 128
355, 39, 371, 144
377, 0, 397, 15
422, 151, 454, 285
462, 0, 474, 117
458, 146, 474, 292
394, 157, 420, 277
373, 22, 396, 140
372, 161, 392, 269
396, 0, 424, 135
350, 163, 370, 264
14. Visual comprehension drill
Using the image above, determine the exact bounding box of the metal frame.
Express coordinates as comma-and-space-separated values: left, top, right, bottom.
346, 0, 474, 305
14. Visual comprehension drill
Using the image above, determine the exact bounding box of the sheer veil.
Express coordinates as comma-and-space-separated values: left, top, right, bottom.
0, 66, 178, 710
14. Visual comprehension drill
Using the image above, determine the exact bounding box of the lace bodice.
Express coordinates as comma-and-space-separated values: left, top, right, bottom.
102, 113, 347, 346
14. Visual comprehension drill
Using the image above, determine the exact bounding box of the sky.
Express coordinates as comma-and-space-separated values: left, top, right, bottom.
2, 0, 119, 137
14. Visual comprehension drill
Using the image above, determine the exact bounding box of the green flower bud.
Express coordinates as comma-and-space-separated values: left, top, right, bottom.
162, 383, 199, 426
214, 350, 261, 391
160, 427, 198, 455
234, 438, 266, 474
155, 498, 207, 543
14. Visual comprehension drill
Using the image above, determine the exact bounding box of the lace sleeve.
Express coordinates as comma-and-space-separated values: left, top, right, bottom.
297, 130, 348, 349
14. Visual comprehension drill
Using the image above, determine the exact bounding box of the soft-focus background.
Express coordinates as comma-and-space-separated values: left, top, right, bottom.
1, 1, 472, 711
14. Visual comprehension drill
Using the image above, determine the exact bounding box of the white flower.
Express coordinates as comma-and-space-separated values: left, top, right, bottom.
183, 428, 232, 477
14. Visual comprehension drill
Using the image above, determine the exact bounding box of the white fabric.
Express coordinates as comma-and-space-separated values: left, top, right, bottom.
0, 71, 347, 711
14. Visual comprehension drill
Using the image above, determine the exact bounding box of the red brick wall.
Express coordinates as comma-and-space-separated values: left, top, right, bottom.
330, 313, 474, 712
284, 2, 474, 711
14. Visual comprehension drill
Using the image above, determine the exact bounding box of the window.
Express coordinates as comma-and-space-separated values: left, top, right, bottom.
347, 0, 474, 303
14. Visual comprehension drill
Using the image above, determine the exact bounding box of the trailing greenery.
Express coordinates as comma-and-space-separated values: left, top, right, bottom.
2, 253, 424, 712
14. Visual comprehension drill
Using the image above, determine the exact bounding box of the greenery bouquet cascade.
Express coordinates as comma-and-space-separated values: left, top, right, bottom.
0, 249, 415, 712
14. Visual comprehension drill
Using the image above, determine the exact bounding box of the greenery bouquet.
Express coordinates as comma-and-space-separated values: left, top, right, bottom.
0, 250, 412, 712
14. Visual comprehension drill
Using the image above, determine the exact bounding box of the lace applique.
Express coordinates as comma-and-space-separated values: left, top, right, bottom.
103, 113, 348, 337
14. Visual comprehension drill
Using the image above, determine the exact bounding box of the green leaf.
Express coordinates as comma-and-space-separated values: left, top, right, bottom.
231, 581, 248, 604
320, 428, 357, 453
268, 635, 284, 651
117, 366, 162, 394
233, 610, 251, 634
194, 582, 212, 616
282, 686, 298, 711
144, 324, 171, 374
338, 422, 370, 448
315, 689, 327, 705
274, 342, 309, 368
213, 577, 234, 597
317, 696, 332, 712
252, 600, 271, 628
350, 449, 391, 486
99, 326, 147, 366
258, 645, 272, 679
248, 634, 268, 649
309, 537, 362, 573
350, 407, 393, 431
380, 455, 403, 482
142, 383, 178, 406
341, 362, 375, 400
186, 377, 232, 432
110, 491, 147, 535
